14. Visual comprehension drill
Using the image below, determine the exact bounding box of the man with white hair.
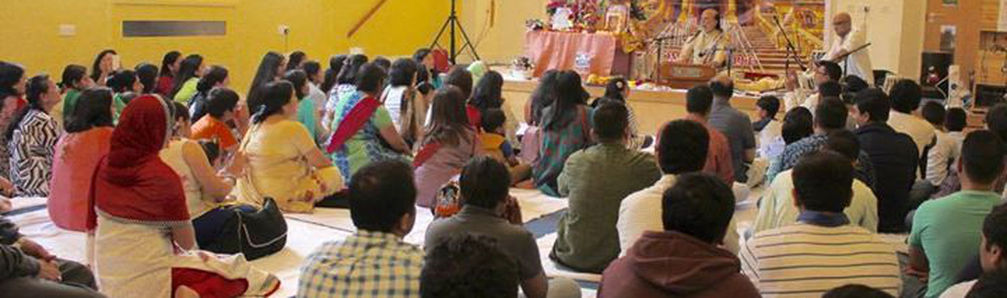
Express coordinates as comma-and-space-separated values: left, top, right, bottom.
822, 12, 873, 84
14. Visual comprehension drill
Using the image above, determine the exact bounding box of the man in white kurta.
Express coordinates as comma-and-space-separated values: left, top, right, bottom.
677, 9, 730, 68
822, 12, 873, 84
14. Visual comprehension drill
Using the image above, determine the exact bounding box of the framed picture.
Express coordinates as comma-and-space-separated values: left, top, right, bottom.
943, 0, 958, 7
940, 25, 957, 55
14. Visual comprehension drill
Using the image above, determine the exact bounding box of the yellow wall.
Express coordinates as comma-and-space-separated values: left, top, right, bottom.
0, 0, 451, 94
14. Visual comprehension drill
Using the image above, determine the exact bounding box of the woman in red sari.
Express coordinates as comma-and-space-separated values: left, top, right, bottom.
90, 95, 278, 298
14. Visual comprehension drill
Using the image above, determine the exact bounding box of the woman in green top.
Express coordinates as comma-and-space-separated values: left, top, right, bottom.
107, 69, 144, 121
57, 64, 93, 129
170, 54, 205, 104
284, 69, 326, 144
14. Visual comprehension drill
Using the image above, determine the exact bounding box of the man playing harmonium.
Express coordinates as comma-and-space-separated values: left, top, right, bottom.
676, 9, 730, 68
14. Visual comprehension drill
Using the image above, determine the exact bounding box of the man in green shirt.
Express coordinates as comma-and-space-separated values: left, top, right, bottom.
550, 102, 662, 273
909, 130, 1006, 298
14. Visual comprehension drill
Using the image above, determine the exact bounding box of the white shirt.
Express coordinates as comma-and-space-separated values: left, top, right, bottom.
940, 280, 976, 298
800, 93, 821, 113
889, 111, 937, 160
781, 89, 812, 112
381, 86, 409, 130
617, 175, 740, 256
824, 28, 874, 84
926, 130, 963, 187
681, 29, 729, 65
752, 169, 879, 234
758, 120, 784, 159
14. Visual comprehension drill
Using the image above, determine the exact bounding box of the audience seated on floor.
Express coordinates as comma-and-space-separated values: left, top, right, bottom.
284, 69, 325, 143
780, 106, 813, 146
7, 74, 61, 197
169, 54, 204, 104
107, 69, 143, 119
48, 88, 114, 232
154, 51, 181, 97
92, 95, 278, 298
619, 119, 739, 254
300, 60, 327, 124
420, 234, 519, 298
934, 104, 1007, 199
682, 85, 734, 184
754, 130, 878, 233
942, 204, 1007, 297
481, 109, 533, 184
520, 69, 559, 167
785, 60, 840, 112
888, 79, 936, 161
767, 97, 874, 187
533, 70, 595, 196
425, 156, 580, 298
471, 70, 519, 144
327, 62, 411, 182
741, 150, 901, 297
707, 75, 756, 183
0, 214, 102, 297
443, 67, 478, 129
323, 54, 366, 126
551, 102, 661, 273
55, 64, 93, 128
909, 130, 1006, 298
384, 58, 425, 145
851, 88, 919, 233
603, 172, 759, 298
591, 77, 649, 150
414, 86, 479, 208
246, 52, 285, 110
89, 50, 117, 88
231, 81, 342, 213
299, 160, 423, 298
190, 87, 240, 153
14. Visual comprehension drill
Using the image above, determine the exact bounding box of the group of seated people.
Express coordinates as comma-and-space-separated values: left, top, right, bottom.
0, 45, 1005, 298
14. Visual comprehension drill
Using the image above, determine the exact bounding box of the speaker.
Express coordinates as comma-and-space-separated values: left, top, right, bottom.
921, 52, 954, 99
975, 84, 1007, 107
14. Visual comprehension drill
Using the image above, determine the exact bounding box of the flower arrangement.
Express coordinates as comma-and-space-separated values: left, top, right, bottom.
546, 0, 648, 32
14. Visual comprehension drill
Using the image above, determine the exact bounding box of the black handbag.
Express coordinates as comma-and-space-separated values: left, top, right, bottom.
204, 198, 287, 260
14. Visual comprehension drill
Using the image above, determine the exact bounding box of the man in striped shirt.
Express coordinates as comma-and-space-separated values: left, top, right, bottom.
740, 150, 901, 297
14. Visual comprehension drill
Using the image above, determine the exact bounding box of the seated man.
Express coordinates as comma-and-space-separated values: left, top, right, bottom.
754, 95, 784, 160
682, 85, 734, 184
618, 119, 739, 254
298, 160, 424, 297
420, 234, 519, 298
425, 157, 580, 298
888, 79, 936, 161
601, 173, 759, 297
0, 216, 101, 298
754, 130, 878, 233
909, 131, 1005, 298
741, 151, 901, 297
942, 204, 1007, 297
916, 102, 960, 204
707, 76, 756, 183
851, 88, 919, 233
551, 102, 662, 273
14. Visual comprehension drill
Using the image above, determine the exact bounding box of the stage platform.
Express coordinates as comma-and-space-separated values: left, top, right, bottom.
501, 78, 759, 135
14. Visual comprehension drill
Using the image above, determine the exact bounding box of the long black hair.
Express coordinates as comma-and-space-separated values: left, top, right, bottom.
543, 70, 589, 130
169, 54, 204, 98
528, 70, 560, 126
247, 52, 286, 110
159, 51, 182, 77
65, 87, 114, 133
302, 60, 322, 84
470, 70, 504, 113
134, 63, 158, 94
603, 76, 628, 102
6, 75, 52, 139
58, 64, 88, 92
413, 48, 440, 77
444, 66, 473, 99
321, 55, 348, 94
388, 58, 418, 87
107, 69, 138, 93
251, 81, 294, 124
196, 66, 229, 94
90, 49, 117, 83
284, 69, 309, 100
0, 62, 25, 98
287, 51, 307, 72
336, 54, 369, 86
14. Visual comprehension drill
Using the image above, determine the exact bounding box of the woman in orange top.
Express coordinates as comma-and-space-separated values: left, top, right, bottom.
48, 88, 115, 231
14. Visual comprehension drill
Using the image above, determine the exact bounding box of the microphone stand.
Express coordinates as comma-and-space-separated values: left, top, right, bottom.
650, 34, 689, 83
772, 16, 806, 75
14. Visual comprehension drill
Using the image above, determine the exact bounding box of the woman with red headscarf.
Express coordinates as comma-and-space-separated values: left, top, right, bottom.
89, 95, 279, 298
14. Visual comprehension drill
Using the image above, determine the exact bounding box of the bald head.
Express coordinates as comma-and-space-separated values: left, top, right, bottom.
833, 13, 852, 37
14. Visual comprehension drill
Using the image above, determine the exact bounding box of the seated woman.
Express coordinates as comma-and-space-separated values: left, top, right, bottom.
170, 54, 205, 105
323, 54, 367, 127
90, 95, 279, 298
533, 70, 594, 196
414, 86, 480, 208
187, 65, 229, 123
55, 64, 93, 129
49, 88, 114, 232
191, 88, 240, 153
162, 101, 256, 249
284, 69, 326, 143
106, 69, 143, 120
233, 81, 343, 213
327, 62, 411, 182
6, 75, 62, 197
520, 70, 559, 167
471, 70, 519, 143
